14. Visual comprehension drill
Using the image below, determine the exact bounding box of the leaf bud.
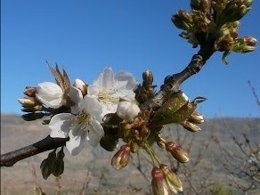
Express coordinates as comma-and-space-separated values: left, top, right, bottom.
151, 91, 190, 127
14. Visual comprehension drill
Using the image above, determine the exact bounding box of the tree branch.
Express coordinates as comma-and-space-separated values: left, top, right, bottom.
1, 35, 215, 167
1, 135, 68, 167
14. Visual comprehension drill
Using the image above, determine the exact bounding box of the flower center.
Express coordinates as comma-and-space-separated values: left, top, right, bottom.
98, 90, 119, 105
74, 111, 91, 128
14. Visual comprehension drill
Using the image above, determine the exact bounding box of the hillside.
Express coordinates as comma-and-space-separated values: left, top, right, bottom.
1, 114, 260, 195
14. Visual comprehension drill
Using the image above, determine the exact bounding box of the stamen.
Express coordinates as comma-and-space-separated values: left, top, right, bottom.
98, 90, 119, 105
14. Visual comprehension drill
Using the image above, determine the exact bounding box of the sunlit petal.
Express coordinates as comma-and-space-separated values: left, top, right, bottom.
36, 82, 63, 108
49, 113, 74, 138
66, 131, 86, 155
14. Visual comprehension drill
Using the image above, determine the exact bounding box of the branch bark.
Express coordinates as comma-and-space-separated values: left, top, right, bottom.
1, 135, 68, 167
1, 37, 215, 167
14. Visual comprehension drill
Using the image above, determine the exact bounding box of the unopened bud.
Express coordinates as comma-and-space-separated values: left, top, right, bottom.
181, 120, 201, 132
142, 70, 153, 86
116, 100, 140, 121
166, 142, 189, 163
172, 10, 193, 31
189, 111, 204, 124
160, 164, 183, 193
232, 36, 257, 53
111, 144, 131, 170
18, 97, 38, 107
221, 0, 252, 23
24, 86, 36, 97
151, 167, 169, 195
74, 79, 88, 96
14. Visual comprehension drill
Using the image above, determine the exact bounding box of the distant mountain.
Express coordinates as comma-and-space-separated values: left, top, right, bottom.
1, 114, 259, 195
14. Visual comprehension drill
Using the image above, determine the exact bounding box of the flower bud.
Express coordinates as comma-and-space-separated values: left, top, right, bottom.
172, 10, 193, 31
151, 167, 170, 195
220, 0, 253, 23
111, 144, 131, 170
181, 120, 201, 132
189, 111, 204, 124
142, 70, 153, 87
165, 142, 189, 163
116, 100, 140, 121
160, 164, 183, 193
232, 36, 257, 53
18, 97, 38, 107
74, 79, 88, 96
24, 86, 36, 97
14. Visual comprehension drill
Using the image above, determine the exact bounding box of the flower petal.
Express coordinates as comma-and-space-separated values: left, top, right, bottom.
80, 96, 102, 121
86, 119, 104, 147
101, 67, 114, 89
117, 101, 140, 121
36, 82, 63, 108
69, 86, 83, 114
93, 67, 114, 89
115, 72, 137, 90
49, 113, 74, 138
66, 130, 86, 155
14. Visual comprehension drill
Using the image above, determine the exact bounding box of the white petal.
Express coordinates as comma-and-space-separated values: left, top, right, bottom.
87, 85, 99, 96
101, 67, 114, 89
86, 120, 104, 147
80, 96, 102, 121
115, 72, 137, 90
69, 86, 83, 114
36, 82, 63, 108
49, 113, 74, 138
117, 101, 140, 121
93, 67, 114, 89
66, 130, 86, 155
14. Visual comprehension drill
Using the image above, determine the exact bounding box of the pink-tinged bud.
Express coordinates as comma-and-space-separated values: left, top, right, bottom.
24, 86, 36, 97
189, 111, 204, 124
160, 164, 183, 193
151, 167, 170, 195
166, 142, 189, 163
181, 119, 201, 132
74, 79, 88, 96
111, 144, 131, 170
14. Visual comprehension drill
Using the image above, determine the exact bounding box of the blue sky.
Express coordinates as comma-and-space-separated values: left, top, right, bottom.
1, 0, 260, 117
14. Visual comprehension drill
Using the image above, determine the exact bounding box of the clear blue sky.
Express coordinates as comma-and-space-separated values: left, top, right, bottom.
1, 0, 260, 117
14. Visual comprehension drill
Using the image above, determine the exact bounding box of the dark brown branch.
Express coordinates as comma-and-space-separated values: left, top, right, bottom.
1, 135, 68, 167
142, 36, 215, 110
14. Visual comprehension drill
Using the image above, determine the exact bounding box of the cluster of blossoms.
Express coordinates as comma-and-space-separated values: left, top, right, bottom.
19, 65, 205, 194
20, 66, 139, 154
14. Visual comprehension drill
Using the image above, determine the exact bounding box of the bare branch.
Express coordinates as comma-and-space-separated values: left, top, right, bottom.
1, 136, 68, 167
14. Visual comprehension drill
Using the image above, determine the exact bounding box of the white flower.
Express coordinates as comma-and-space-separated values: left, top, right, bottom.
88, 67, 137, 117
49, 96, 104, 155
69, 85, 83, 114
117, 100, 140, 121
36, 82, 63, 108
